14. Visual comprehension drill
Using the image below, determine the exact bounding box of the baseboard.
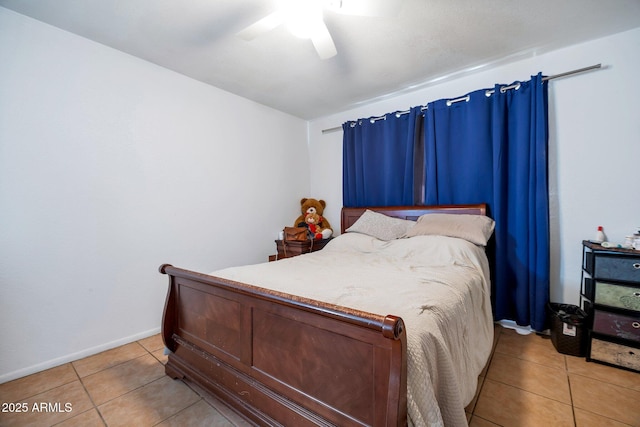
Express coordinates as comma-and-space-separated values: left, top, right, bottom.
497, 319, 551, 336
497, 319, 534, 335
0, 326, 161, 384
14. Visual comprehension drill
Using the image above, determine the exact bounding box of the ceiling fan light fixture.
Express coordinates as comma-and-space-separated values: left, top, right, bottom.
238, 0, 347, 59
283, 0, 324, 39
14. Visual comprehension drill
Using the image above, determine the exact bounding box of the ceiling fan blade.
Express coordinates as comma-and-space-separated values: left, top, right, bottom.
236, 11, 284, 41
327, 0, 403, 17
311, 22, 337, 59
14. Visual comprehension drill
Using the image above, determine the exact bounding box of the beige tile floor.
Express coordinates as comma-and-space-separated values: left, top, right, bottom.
1, 326, 638, 426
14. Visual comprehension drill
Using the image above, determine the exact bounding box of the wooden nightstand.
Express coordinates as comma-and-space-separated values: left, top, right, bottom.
269, 238, 333, 261
581, 240, 640, 372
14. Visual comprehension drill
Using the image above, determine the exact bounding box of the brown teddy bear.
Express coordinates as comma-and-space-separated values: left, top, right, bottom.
304, 212, 326, 240
294, 198, 333, 239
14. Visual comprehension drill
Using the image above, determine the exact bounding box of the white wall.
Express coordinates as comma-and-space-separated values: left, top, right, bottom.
309, 28, 640, 310
0, 8, 309, 382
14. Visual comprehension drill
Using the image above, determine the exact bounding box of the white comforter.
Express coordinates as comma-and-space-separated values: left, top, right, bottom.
212, 233, 494, 427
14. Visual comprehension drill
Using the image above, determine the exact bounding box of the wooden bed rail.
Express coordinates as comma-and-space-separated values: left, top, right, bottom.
159, 264, 405, 340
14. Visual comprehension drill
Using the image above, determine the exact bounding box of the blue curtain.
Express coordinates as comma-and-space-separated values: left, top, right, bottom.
422, 74, 550, 331
342, 107, 421, 207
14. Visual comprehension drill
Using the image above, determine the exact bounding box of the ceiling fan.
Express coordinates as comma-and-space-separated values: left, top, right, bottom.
236, 0, 402, 59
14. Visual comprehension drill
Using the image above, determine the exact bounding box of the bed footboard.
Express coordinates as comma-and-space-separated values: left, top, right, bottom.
160, 264, 407, 427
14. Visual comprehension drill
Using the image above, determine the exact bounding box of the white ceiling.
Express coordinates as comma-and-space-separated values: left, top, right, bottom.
2, 0, 640, 120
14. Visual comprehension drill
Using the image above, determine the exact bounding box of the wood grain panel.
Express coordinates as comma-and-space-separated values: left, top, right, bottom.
253, 309, 375, 425
177, 282, 243, 360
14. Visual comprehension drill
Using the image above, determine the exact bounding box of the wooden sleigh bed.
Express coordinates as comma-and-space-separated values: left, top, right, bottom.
160, 204, 492, 427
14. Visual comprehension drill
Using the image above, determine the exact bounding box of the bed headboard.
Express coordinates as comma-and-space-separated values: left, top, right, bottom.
341, 204, 487, 234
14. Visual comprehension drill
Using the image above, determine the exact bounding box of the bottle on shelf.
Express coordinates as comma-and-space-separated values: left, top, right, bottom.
594, 226, 606, 243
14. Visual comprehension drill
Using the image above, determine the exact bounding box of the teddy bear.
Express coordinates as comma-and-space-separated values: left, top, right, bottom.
303, 212, 326, 240
294, 198, 333, 239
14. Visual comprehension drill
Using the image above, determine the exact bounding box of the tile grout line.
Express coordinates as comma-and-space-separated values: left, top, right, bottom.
0, 363, 81, 404
64, 338, 164, 426
139, 335, 259, 426
482, 365, 575, 407
68, 361, 108, 427
179, 374, 250, 426
96, 355, 171, 412
566, 370, 640, 425
469, 326, 501, 421
568, 369, 640, 392
482, 329, 576, 410
72, 341, 149, 379
563, 355, 578, 427
150, 399, 204, 426
144, 336, 198, 427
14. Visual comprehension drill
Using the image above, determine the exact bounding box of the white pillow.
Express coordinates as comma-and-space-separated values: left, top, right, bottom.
346, 210, 415, 241
404, 213, 495, 246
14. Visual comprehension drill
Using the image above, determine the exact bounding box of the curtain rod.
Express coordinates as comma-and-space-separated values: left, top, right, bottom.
321, 63, 602, 134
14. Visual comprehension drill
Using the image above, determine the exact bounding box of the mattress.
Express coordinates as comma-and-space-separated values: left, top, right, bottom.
213, 232, 494, 427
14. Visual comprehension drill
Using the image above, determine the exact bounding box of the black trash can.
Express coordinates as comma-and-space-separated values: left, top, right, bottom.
547, 303, 587, 357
